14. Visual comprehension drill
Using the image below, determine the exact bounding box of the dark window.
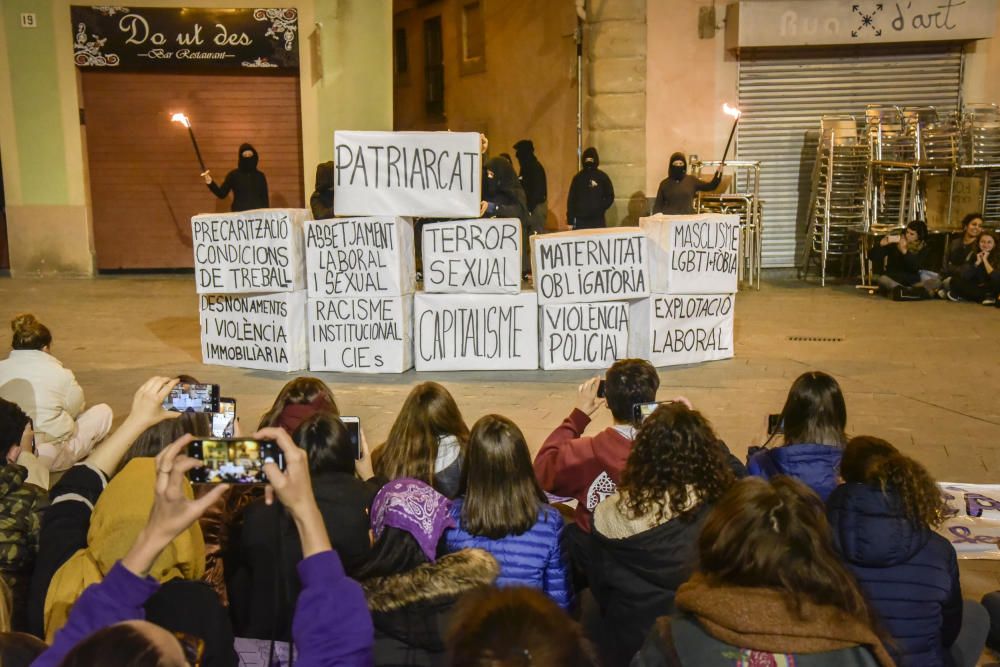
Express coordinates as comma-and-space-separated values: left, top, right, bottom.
424, 16, 444, 119
462, 2, 485, 62
394, 27, 408, 75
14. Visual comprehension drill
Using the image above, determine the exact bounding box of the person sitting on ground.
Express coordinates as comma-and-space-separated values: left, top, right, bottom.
828, 436, 989, 667
944, 213, 984, 280
355, 478, 500, 666
372, 381, 469, 498
567, 147, 615, 230
0, 399, 45, 632
632, 476, 894, 667
446, 587, 599, 667
258, 376, 339, 433
444, 414, 571, 609
229, 413, 378, 640
652, 152, 722, 216
746, 370, 847, 501
587, 403, 738, 666
946, 231, 1000, 305
31, 428, 374, 667
0, 314, 113, 472
868, 219, 937, 301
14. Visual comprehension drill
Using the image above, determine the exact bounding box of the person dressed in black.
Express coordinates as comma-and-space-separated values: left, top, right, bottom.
513, 140, 547, 237
567, 147, 615, 229
310, 161, 335, 220
652, 152, 721, 215
481, 156, 531, 274
203, 143, 269, 212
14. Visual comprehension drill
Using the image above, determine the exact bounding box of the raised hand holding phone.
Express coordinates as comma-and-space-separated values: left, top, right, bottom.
576, 377, 606, 416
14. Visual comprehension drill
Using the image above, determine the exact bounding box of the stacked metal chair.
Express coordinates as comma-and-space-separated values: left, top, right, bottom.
693, 160, 763, 289
865, 105, 916, 233
961, 104, 1000, 225
801, 116, 868, 286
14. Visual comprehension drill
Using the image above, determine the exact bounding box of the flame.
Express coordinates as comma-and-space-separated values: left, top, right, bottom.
170, 112, 191, 128
723, 103, 742, 119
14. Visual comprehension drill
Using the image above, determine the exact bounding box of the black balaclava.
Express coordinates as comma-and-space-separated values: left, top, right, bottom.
668, 151, 687, 181
582, 147, 599, 169
513, 139, 535, 164
483, 156, 519, 200
238, 143, 259, 173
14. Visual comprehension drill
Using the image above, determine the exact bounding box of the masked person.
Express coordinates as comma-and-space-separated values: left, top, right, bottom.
310, 161, 335, 220
481, 156, 531, 275
514, 140, 547, 236
652, 152, 721, 215
203, 143, 269, 212
567, 147, 615, 229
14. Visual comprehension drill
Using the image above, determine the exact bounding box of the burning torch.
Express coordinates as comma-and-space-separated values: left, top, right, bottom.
721, 103, 742, 166
171, 112, 207, 173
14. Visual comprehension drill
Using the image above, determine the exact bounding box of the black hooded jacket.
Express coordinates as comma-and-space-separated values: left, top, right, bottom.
208, 143, 270, 212
482, 156, 530, 226
514, 139, 547, 210
310, 161, 335, 220
567, 147, 615, 229
652, 152, 721, 215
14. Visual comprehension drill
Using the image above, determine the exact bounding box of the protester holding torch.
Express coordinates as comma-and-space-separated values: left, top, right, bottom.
652, 104, 741, 215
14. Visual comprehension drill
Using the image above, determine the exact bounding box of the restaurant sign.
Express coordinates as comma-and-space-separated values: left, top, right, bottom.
731, 0, 997, 48
70, 6, 299, 70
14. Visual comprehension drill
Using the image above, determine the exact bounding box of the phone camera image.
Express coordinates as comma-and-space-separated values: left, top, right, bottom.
163, 383, 219, 413
188, 438, 283, 484
341, 417, 362, 459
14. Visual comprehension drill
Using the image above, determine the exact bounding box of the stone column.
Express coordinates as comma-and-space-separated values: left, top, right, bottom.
585, 0, 646, 227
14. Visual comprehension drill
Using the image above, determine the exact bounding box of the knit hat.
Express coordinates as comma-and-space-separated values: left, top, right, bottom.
370, 478, 455, 561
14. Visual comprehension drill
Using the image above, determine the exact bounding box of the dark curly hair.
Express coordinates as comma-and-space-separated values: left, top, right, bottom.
617, 402, 736, 523
840, 435, 948, 528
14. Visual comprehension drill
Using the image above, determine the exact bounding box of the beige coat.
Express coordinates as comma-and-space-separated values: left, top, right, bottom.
0, 350, 84, 444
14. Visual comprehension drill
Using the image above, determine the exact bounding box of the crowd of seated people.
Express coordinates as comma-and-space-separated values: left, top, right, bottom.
0, 313, 998, 666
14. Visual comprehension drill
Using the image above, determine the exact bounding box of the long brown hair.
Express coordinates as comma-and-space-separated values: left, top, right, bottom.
118, 411, 212, 473
257, 377, 339, 429
840, 436, 948, 528
698, 476, 876, 626
618, 403, 735, 523
461, 414, 546, 539
781, 371, 847, 448
10, 313, 51, 350
372, 382, 469, 486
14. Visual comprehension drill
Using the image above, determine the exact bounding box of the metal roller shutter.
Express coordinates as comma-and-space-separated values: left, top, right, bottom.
737, 45, 963, 268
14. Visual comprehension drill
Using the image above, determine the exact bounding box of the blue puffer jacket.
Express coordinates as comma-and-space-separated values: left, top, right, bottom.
828, 483, 962, 667
746, 443, 842, 500
444, 499, 572, 609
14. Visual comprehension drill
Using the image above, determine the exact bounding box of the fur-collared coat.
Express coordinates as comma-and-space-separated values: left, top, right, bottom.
362, 549, 499, 667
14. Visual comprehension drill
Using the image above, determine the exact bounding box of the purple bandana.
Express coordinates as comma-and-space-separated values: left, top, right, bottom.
370, 478, 455, 561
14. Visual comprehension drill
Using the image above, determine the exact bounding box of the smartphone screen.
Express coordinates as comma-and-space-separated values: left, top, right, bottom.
341, 416, 362, 459
163, 382, 220, 413
767, 414, 784, 435
212, 398, 237, 438
597, 380, 606, 399
632, 400, 672, 423
187, 438, 284, 484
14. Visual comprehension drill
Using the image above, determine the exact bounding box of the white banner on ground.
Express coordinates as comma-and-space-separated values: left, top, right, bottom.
305, 217, 415, 298
307, 296, 413, 374
192, 209, 307, 294
414, 292, 538, 371
530, 228, 649, 305
629, 293, 735, 367
422, 218, 521, 293
200, 291, 307, 372
937, 482, 1000, 559
640, 214, 740, 294
334, 131, 481, 217
539, 301, 629, 370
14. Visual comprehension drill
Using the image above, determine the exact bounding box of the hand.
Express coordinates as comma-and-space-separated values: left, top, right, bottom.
576, 377, 607, 417
122, 434, 228, 576
480, 200, 489, 217
897, 236, 908, 252
880, 236, 891, 247
125, 377, 180, 429
355, 429, 374, 481
254, 427, 317, 518
479, 133, 489, 155
202, 170, 212, 184
976, 252, 985, 266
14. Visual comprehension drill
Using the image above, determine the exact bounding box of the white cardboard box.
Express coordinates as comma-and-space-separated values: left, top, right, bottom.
628, 293, 735, 367
305, 217, 415, 298
539, 301, 629, 370
200, 290, 307, 372
421, 218, 521, 293
307, 295, 413, 374
639, 213, 740, 295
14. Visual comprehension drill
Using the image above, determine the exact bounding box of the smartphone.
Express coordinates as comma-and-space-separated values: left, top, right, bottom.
886, 234, 901, 243
341, 416, 362, 459
767, 413, 784, 435
163, 382, 220, 413
212, 398, 237, 438
596, 380, 606, 399
633, 400, 673, 423
187, 438, 285, 484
